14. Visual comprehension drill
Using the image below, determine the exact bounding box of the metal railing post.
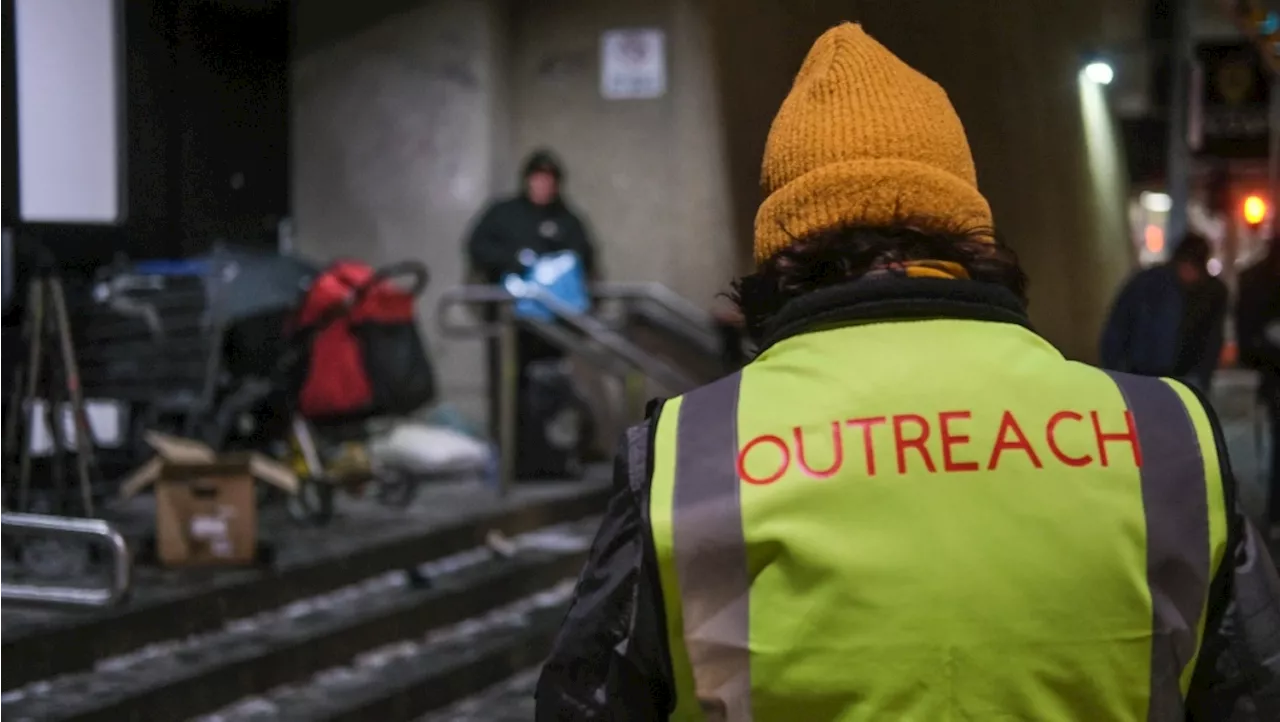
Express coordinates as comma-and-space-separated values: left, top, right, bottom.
624, 370, 647, 423
1164, 0, 1193, 248
496, 302, 519, 498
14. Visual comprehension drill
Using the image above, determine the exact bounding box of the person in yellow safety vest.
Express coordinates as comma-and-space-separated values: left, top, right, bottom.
534, 22, 1280, 722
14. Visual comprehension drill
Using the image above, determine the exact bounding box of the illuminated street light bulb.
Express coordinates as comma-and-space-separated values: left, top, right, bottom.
1083, 61, 1114, 85
1243, 194, 1268, 226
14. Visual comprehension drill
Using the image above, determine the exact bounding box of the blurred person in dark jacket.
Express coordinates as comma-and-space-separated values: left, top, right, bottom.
467, 150, 597, 283
1237, 237, 1280, 534
1100, 233, 1228, 392
465, 149, 599, 457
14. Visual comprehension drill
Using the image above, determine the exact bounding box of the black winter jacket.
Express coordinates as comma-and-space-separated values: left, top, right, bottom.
534, 279, 1280, 721
466, 195, 596, 283
1235, 255, 1280, 383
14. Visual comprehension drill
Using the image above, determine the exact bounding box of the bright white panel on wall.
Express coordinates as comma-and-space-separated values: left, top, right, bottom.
15, 0, 123, 224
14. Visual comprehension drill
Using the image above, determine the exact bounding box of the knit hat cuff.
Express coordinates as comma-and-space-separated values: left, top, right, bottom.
753, 158, 994, 264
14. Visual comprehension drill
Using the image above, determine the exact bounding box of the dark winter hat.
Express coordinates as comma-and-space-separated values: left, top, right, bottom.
522, 149, 564, 182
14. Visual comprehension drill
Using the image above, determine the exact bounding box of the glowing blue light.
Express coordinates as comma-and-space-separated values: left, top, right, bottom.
1261, 12, 1280, 35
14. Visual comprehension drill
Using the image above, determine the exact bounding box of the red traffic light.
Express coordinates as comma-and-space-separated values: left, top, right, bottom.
1243, 194, 1268, 226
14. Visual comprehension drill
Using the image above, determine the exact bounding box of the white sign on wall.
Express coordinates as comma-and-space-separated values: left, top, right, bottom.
600, 29, 667, 100
15, 0, 124, 224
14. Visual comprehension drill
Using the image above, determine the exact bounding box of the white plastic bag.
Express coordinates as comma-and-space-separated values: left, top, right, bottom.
369, 422, 491, 476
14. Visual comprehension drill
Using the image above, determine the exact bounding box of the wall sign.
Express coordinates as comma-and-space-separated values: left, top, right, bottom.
600, 29, 666, 100
1194, 42, 1270, 159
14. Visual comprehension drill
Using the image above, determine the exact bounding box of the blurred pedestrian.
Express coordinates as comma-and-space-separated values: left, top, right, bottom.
466, 150, 597, 284
1100, 233, 1228, 393
1237, 236, 1280, 536
535, 23, 1280, 720
465, 150, 598, 458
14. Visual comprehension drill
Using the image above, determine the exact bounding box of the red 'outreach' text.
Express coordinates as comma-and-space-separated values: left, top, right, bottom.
735, 409, 1141, 485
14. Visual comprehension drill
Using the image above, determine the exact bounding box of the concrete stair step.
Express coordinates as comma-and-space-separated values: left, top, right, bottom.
1, 520, 595, 722
415, 668, 540, 722
2, 480, 609, 691
196, 583, 575, 722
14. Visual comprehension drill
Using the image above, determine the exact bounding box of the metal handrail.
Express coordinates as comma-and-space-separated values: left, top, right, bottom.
2, 512, 132, 607
439, 295, 629, 375
439, 282, 718, 343
521, 319, 633, 377
616, 301, 723, 359
437, 284, 519, 338
438, 283, 708, 497
436, 284, 699, 392
94, 274, 165, 338
531, 288, 699, 391
592, 282, 719, 343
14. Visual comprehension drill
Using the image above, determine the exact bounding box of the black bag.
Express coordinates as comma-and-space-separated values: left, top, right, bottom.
354, 319, 437, 418
516, 360, 590, 481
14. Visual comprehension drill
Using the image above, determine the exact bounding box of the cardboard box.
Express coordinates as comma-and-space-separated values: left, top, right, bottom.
120, 432, 298, 567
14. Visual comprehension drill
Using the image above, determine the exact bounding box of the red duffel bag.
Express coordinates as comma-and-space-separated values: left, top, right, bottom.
294, 260, 435, 422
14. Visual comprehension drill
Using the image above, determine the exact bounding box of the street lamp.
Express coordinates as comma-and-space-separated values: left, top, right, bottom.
1243, 193, 1269, 227
1083, 60, 1115, 85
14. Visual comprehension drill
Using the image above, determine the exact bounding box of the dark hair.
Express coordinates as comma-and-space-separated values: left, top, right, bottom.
728, 224, 1028, 343
1170, 232, 1211, 266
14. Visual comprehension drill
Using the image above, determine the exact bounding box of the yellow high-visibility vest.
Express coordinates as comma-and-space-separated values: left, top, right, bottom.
648, 319, 1229, 722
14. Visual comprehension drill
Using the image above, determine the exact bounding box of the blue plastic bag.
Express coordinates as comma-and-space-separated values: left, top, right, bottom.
130, 259, 211, 277
503, 250, 591, 322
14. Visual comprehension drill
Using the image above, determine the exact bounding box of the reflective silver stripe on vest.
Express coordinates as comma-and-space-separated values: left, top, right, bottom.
1105, 372, 1211, 721
673, 371, 751, 722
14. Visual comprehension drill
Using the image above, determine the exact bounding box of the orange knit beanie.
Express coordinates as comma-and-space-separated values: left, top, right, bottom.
754, 23, 994, 265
